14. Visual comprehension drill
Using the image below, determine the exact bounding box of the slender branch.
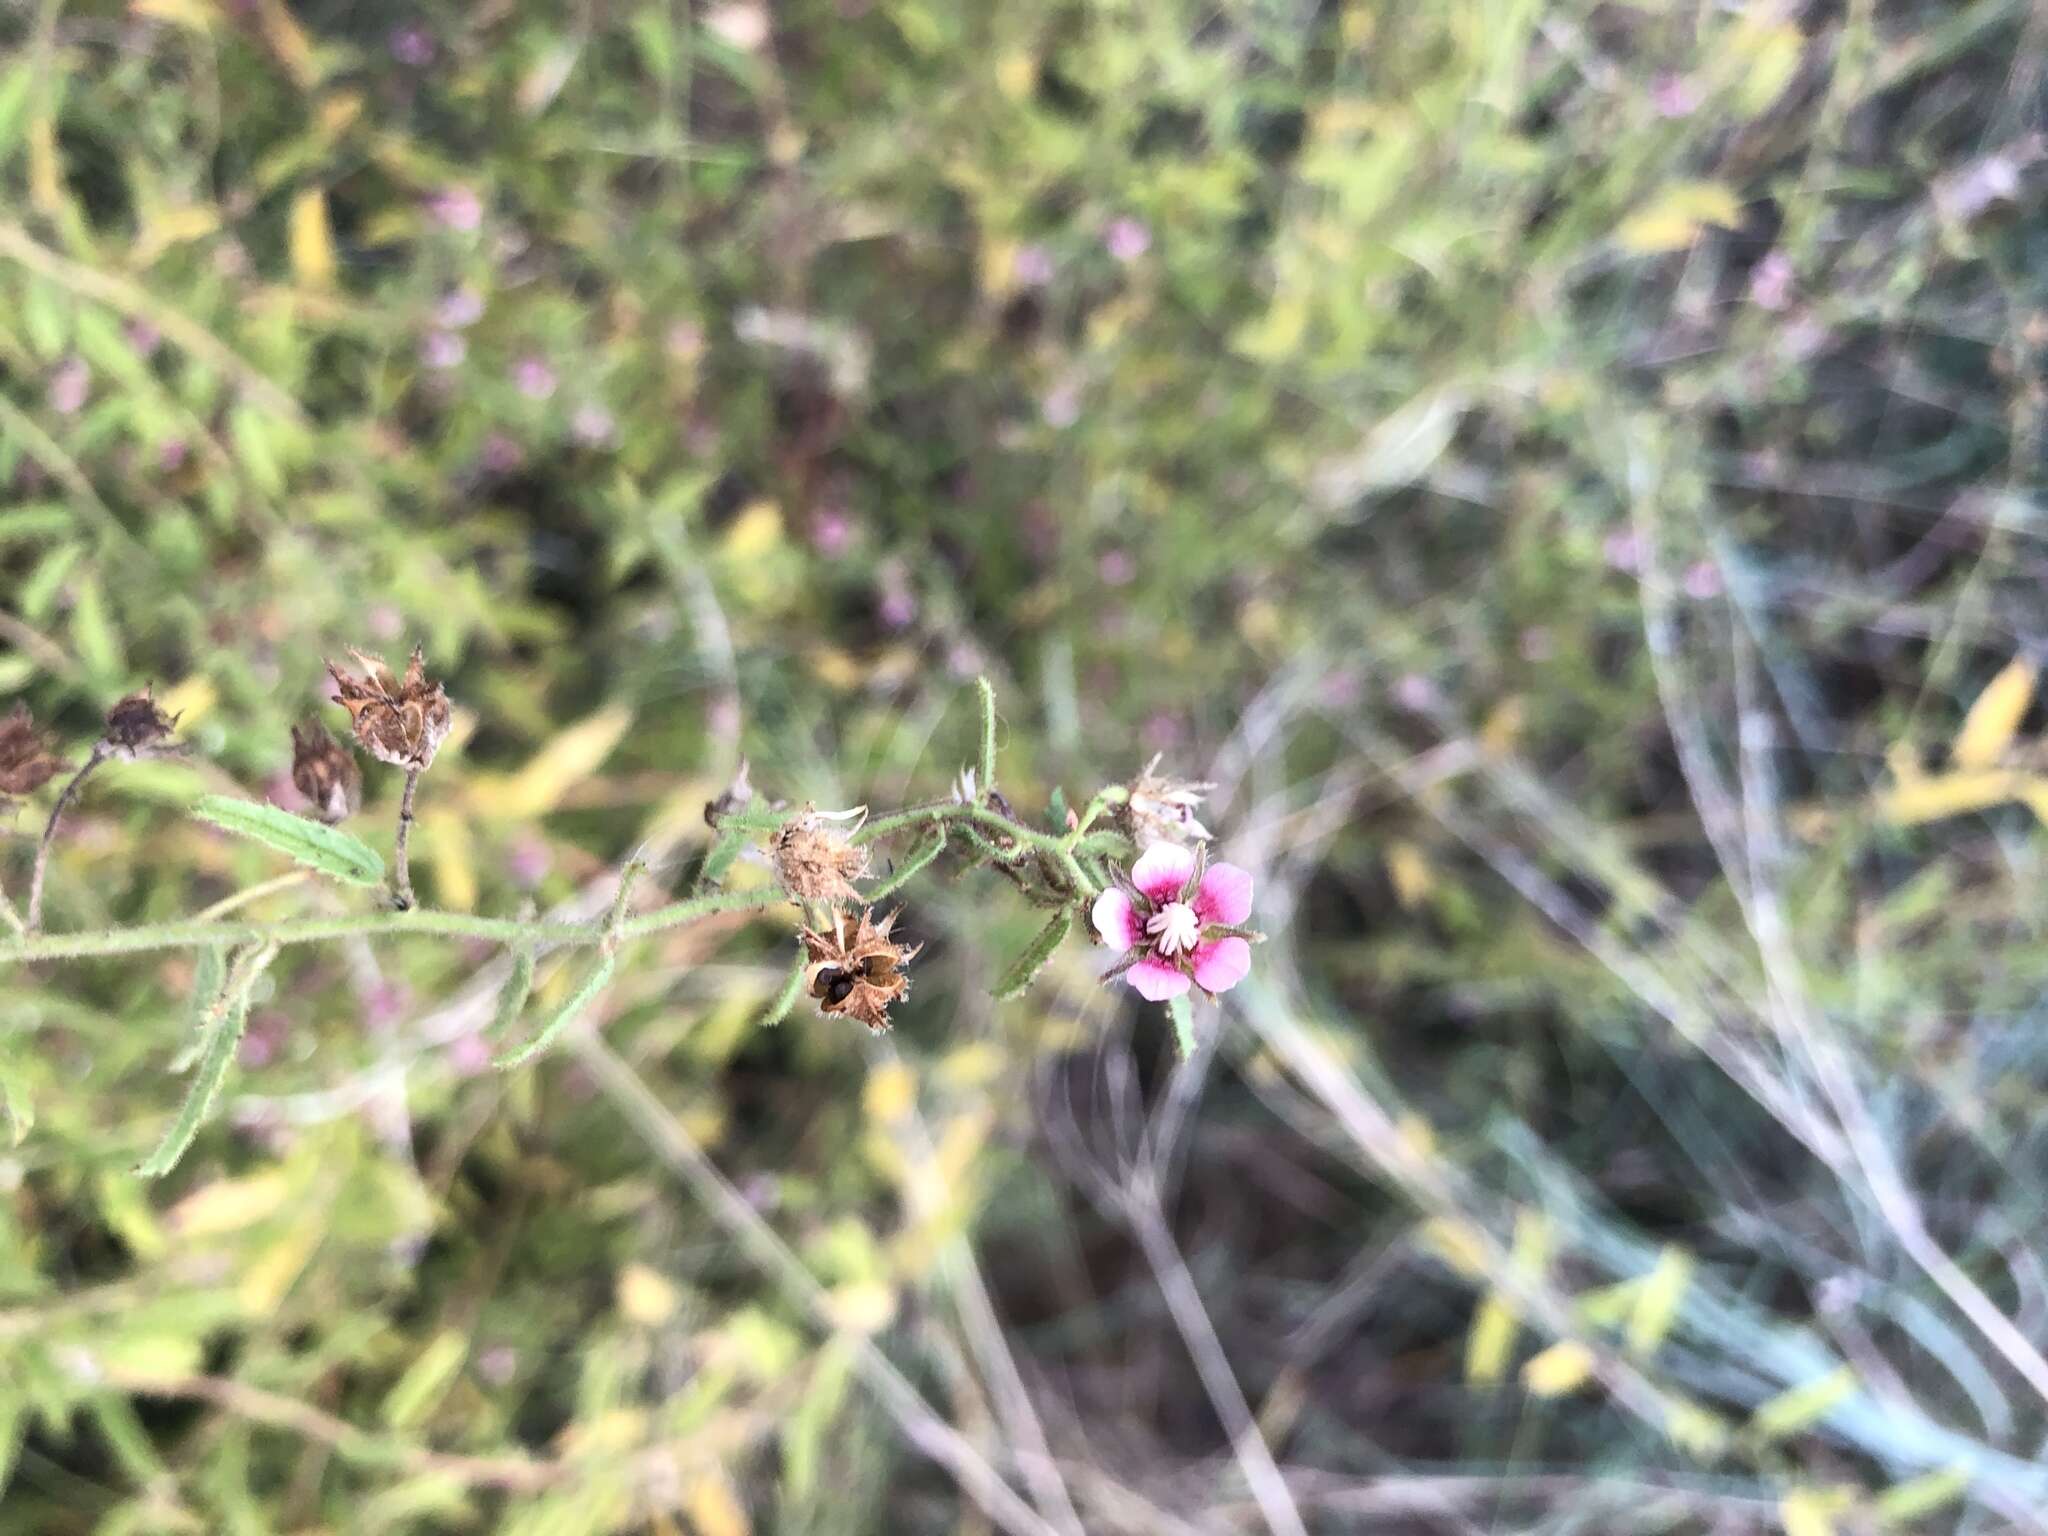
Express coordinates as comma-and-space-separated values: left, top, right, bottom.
26, 744, 107, 933
390, 765, 422, 911
0, 887, 786, 968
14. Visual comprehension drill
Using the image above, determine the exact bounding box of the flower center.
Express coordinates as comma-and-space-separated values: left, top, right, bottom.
1146, 901, 1200, 957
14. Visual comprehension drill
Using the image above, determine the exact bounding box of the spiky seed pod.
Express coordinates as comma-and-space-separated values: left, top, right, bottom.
101, 688, 181, 759
0, 704, 67, 798
797, 907, 922, 1033
1121, 754, 1214, 847
290, 721, 363, 823
770, 805, 870, 904
325, 645, 452, 770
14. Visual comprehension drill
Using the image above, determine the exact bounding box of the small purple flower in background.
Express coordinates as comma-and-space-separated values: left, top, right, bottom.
389, 25, 435, 65
48, 358, 89, 416
1041, 379, 1082, 428
1683, 559, 1724, 601
809, 506, 853, 555
1104, 216, 1151, 263
479, 433, 525, 475
878, 574, 917, 630
513, 356, 556, 400
1013, 243, 1055, 287
706, 693, 742, 743
1519, 626, 1554, 662
1093, 844, 1256, 1002
1651, 73, 1698, 119
1603, 530, 1642, 573
1392, 673, 1441, 714
506, 832, 552, 889
666, 320, 705, 361
445, 1031, 491, 1077
427, 185, 483, 232
1141, 712, 1184, 754
946, 642, 984, 679
421, 330, 467, 370
125, 320, 161, 358
1098, 548, 1135, 587
1749, 250, 1794, 312
571, 404, 617, 445
437, 286, 485, 328
159, 439, 189, 473
477, 1346, 519, 1386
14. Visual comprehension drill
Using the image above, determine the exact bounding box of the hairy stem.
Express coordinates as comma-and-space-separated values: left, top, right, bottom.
26, 745, 106, 933
390, 765, 422, 911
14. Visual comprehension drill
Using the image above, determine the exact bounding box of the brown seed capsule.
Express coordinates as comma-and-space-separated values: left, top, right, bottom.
325, 645, 453, 771
101, 687, 181, 759
1120, 754, 1214, 847
290, 720, 363, 823
769, 805, 870, 904
797, 907, 922, 1033
0, 703, 66, 798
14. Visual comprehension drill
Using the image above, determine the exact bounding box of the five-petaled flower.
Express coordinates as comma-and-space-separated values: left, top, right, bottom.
1091, 843, 1255, 1002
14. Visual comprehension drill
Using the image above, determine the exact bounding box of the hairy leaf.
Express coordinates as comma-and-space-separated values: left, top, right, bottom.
494, 955, 616, 1068
192, 796, 384, 886
992, 909, 1071, 1000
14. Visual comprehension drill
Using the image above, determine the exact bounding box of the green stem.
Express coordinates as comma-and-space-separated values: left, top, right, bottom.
390, 766, 422, 912
0, 887, 785, 968
975, 675, 998, 792
26, 745, 106, 933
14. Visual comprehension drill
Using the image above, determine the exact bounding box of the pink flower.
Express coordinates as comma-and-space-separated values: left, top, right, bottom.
1105, 216, 1151, 263
1091, 844, 1256, 1002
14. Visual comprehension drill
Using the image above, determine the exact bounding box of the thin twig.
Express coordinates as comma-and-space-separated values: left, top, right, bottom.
390, 765, 422, 911
26, 744, 106, 933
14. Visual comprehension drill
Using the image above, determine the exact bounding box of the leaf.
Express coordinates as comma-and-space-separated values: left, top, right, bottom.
1310, 387, 1466, 506
696, 827, 748, 890
1625, 1246, 1692, 1356
1952, 656, 2036, 769
191, 795, 385, 886
1780, 1488, 1848, 1536
992, 909, 1072, 1000
1875, 769, 2019, 826
471, 703, 634, 820
0, 1042, 33, 1148
1465, 1294, 1517, 1384
490, 947, 536, 1037
380, 1331, 468, 1430
288, 188, 336, 289
754, 951, 807, 1028
1873, 1465, 1970, 1525
617, 1263, 681, 1325
493, 955, 616, 1068
685, 1470, 751, 1536
1520, 1339, 1595, 1397
1750, 1365, 1857, 1441
138, 945, 278, 1178
166, 1171, 290, 1237
865, 827, 945, 900
1045, 784, 1069, 832
1167, 992, 1196, 1058
1616, 182, 1745, 253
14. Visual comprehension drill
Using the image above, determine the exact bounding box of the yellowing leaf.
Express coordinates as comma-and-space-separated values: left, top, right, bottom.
1480, 697, 1525, 756
1387, 842, 1436, 909
617, 1262, 681, 1325
167, 1171, 291, 1238
862, 1061, 916, 1124
686, 1470, 751, 1536
131, 0, 217, 30
1952, 657, 2036, 769
1779, 1488, 1850, 1536
1729, 18, 1802, 117
381, 1331, 468, 1429
1875, 769, 2019, 826
288, 188, 336, 290
1465, 1294, 1517, 1383
1626, 1246, 1692, 1356
1521, 1339, 1596, 1397
1617, 182, 1745, 254
1751, 1366, 1856, 1441
1663, 1397, 1730, 1459
99, 1335, 203, 1385
1418, 1216, 1489, 1279
722, 500, 783, 562
1873, 1465, 1969, 1525
253, 0, 318, 87
238, 1215, 324, 1315
422, 811, 478, 912
994, 51, 1035, 102
824, 1281, 897, 1334
472, 703, 634, 820
157, 675, 218, 730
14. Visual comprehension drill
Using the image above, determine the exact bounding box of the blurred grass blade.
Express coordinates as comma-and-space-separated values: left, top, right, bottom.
167, 945, 228, 1074
489, 946, 536, 1038
494, 956, 616, 1068
975, 676, 998, 791
192, 796, 384, 886
137, 944, 279, 1178
756, 949, 808, 1028
380, 1330, 467, 1429
1521, 1340, 1595, 1397
1751, 1366, 1858, 1441
0, 1037, 33, 1147
1167, 993, 1196, 1058
992, 909, 1070, 1000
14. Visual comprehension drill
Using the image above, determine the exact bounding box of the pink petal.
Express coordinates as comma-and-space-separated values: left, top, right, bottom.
1127, 956, 1191, 1001
1191, 937, 1251, 994
1091, 888, 1141, 953
1131, 843, 1197, 905
1195, 863, 1253, 926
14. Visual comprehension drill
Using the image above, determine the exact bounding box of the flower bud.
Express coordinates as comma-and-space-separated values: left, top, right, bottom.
325, 645, 452, 771
101, 687, 181, 759
0, 703, 66, 799
290, 721, 363, 823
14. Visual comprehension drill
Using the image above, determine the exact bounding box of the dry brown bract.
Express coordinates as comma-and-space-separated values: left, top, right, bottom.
291, 720, 363, 823
102, 688, 181, 759
325, 645, 452, 770
770, 805, 870, 904
0, 704, 66, 798
798, 907, 921, 1033
1122, 754, 1213, 846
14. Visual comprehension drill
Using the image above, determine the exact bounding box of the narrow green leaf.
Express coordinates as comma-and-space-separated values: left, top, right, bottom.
138, 945, 278, 1178
494, 955, 616, 1068
167, 945, 227, 1074
866, 828, 945, 900
1874, 1465, 1970, 1525
0, 1042, 32, 1148
1045, 785, 1069, 832
1167, 994, 1196, 1058
992, 909, 1072, 1001
489, 946, 536, 1038
694, 826, 748, 892
975, 675, 998, 792
1750, 1365, 1858, 1441
380, 1331, 468, 1430
756, 949, 808, 1028
192, 795, 384, 886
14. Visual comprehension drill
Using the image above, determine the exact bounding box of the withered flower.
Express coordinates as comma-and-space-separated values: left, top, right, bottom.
770, 805, 870, 904
1121, 754, 1213, 847
798, 907, 922, 1033
325, 645, 452, 770
102, 687, 182, 759
0, 703, 66, 799
704, 756, 754, 828
290, 721, 363, 823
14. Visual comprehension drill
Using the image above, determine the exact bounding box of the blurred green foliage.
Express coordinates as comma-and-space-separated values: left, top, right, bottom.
4, 0, 2048, 1531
